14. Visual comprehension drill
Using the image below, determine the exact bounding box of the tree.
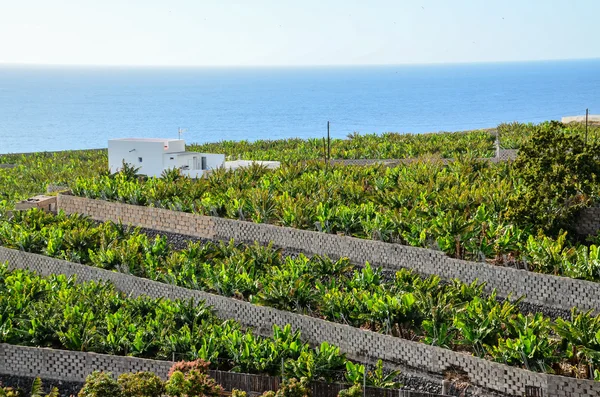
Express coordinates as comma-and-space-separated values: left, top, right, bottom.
506, 121, 600, 235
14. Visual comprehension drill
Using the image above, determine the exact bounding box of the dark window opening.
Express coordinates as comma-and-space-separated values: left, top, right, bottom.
201, 156, 207, 170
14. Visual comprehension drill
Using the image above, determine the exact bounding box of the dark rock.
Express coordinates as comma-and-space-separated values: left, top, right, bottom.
0, 374, 83, 397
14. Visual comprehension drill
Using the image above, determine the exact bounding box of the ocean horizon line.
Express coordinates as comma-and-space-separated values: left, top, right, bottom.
1, 57, 599, 70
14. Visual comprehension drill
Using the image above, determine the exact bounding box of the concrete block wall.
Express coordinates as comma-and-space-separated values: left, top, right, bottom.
58, 195, 600, 314
575, 205, 600, 236
328, 151, 519, 167
0, 344, 172, 382
497, 149, 518, 161
1, 247, 598, 396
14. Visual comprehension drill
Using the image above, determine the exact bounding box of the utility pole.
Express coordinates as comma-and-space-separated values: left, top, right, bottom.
327, 121, 331, 163
586, 108, 589, 145
495, 129, 500, 159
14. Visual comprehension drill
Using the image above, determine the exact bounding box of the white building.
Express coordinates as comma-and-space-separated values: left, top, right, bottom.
108, 138, 225, 178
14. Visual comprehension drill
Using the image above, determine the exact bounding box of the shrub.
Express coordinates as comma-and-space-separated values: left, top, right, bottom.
0, 385, 21, 397
231, 390, 248, 397
164, 370, 222, 397
118, 372, 164, 397
260, 378, 311, 397
168, 359, 211, 377
78, 371, 121, 397
337, 385, 362, 397
506, 121, 600, 234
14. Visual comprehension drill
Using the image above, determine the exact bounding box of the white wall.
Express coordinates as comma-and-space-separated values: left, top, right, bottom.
164, 140, 185, 153
108, 140, 166, 177
164, 152, 225, 178
202, 153, 225, 170
110, 140, 225, 179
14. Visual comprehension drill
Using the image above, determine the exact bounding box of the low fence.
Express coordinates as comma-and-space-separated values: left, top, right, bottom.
58, 194, 600, 314
1, 247, 597, 396
328, 150, 518, 167
0, 344, 445, 397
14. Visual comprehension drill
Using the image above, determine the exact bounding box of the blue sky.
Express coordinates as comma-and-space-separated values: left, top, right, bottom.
1, 0, 599, 66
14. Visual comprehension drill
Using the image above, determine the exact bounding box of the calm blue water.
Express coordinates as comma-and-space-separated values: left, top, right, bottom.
0, 60, 599, 153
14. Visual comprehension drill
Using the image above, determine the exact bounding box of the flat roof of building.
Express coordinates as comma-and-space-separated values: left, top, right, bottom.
164, 151, 206, 155
109, 138, 183, 143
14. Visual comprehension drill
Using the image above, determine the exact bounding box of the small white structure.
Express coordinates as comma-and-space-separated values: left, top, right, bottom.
108, 138, 224, 178
224, 160, 281, 170
562, 115, 600, 124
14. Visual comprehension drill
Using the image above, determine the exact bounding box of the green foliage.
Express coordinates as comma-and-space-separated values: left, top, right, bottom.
554, 309, 600, 370
1, 211, 595, 380
118, 372, 165, 397
366, 360, 402, 389
72, 156, 522, 265
337, 385, 362, 397
488, 313, 558, 373
0, 149, 108, 207
188, 130, 496, 163
78, 371, 121, 397
259, 378, 311, 397
506, 121, 600, 234
168, 360, 211, 377
0, 266, 351, 381
164, 370, 222, 397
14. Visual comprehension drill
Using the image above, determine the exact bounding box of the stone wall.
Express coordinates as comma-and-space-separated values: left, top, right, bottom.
58, 195, 600, 314
328, 151, 519, 167
1, 247, 598, 396
0, 344, 172, 382
496, 149, 518, 162
575, 205, 600, 236
0, 345, 449, 397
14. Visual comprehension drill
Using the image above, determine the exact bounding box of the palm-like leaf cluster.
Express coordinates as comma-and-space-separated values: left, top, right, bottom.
4, 211, 600, 379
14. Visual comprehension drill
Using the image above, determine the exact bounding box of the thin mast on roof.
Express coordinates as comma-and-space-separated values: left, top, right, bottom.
178, 127, 187, 140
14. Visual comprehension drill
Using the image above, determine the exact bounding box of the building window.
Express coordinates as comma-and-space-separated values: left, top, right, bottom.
170, 157, 174, 160
138, 157, 143, 163
201, 156, 207, 170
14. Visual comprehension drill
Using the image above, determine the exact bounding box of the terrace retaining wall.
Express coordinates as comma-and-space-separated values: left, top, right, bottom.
575, 205, 600, 236
328, 150, 518, 167
0, 247, 598, 396
58, 194, 600, 314
0, 345, 447, 397
0, 344, 172, 382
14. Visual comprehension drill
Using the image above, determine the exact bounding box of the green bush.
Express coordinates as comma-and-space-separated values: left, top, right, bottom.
78, 371, 121, 397
118, 372, 164, 397
167, 359, 211, 377
164, 370, 222, 397
260, 378, 311, 397
506, 121, 600, 234
337, 385, 362, 397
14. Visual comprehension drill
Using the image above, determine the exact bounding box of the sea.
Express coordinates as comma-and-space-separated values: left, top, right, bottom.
0, 59, 599, 154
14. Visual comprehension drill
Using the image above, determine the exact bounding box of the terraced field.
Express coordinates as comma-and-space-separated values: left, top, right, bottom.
3, 121, 600, 396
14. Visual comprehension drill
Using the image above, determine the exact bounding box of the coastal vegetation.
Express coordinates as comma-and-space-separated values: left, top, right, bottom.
2, 120, 598, 208
3, 210, 600, 379
70, 123, 600, 282
0, 149, 107, 206
0, 264, 353, 382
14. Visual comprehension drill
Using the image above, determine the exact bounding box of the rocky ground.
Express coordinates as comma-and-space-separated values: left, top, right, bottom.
0, 374, 82, 397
